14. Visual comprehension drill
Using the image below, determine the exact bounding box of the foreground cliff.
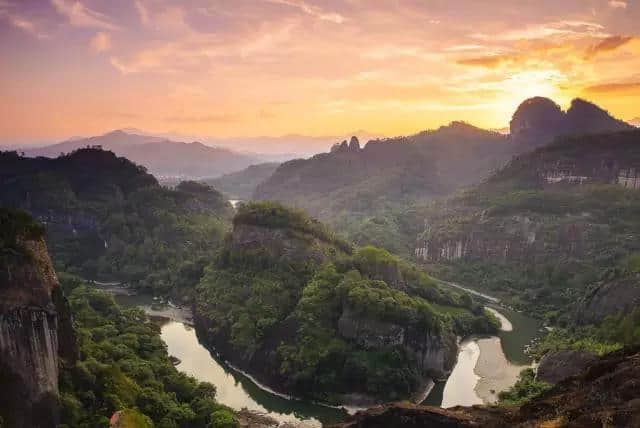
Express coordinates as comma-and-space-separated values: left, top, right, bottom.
0, 209, 75, 427
194, 202, 497, 404
332, 347, 640, 427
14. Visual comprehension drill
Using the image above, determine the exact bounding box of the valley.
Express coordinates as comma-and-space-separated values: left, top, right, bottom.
2, 96, 640, 427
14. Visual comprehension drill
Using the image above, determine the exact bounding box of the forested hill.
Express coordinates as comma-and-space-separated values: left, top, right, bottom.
0, 148, 233, 298
194, 202, 499, 404
253, 97, 633, 257
416, 130, 640, 325
254, 122, 510, 221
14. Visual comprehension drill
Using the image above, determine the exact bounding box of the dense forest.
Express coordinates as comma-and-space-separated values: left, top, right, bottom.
58, 275, 237, 428
194, 202, 498, 402
0, 149, 233, 299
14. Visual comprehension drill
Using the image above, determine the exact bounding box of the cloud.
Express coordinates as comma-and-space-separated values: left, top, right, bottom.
456, 54, 518, 68
585, 35, 634, 59
51, 0, 119, 30
0, 2, 48, 38
264, 0, 346, 24
164, 114, 240, 123
608, 0, 627, 8
134, 0, 150, 26
89, 31, 111, 53
471, 21, 606, 41
583, 81, 640, 94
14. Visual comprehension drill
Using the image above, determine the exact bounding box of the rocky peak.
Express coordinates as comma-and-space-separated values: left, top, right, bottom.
565, 97, 633, 134
510, 96, 633, 144
349, 136, 361, 150
510, 97, 565, 139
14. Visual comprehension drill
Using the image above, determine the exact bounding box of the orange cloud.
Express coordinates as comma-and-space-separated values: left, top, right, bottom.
584, 82, 640, 94
456, 54, 519, 68
585, 35, 634, 59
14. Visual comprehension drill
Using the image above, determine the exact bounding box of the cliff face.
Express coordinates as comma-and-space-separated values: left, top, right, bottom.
0, 213, 76, 428
337, 307, 456, 379
332, 348, 640, 428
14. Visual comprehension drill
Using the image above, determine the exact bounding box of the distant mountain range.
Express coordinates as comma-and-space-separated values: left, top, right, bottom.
630, 117, 640, 127
12, 129, 382, 180
111, 128, 382, 158
19, 130, 265, 179
253, 97, 633, 253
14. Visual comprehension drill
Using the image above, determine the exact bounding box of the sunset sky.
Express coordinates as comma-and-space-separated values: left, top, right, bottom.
1, 0, 639, 143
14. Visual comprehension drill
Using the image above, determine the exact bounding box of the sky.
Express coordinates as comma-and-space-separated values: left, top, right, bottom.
1, 0, 639, 144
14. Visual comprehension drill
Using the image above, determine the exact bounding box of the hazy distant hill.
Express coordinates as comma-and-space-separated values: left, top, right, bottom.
206, 162, 280, 200
630, 117, 640, 127
255, 122, 512, 222
23, 130, 262, 179
254, 97, 632, 253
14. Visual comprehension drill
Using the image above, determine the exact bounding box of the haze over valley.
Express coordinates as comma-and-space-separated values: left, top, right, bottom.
2, 1, 640, 427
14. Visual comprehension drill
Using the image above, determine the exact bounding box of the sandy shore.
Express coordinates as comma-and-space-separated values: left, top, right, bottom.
473, 336, 527, 403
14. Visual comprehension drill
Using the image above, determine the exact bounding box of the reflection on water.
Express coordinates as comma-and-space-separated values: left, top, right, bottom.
107, 282, 541, 420
113, 293, 347, 426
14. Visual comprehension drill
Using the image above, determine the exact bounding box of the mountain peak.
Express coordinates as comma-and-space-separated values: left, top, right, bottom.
510, 96, 632, 142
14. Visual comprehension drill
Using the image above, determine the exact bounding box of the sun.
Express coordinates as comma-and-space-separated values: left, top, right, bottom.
494, 69, 572, 125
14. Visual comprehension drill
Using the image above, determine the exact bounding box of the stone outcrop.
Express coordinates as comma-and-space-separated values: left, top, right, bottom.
332, 348, 640, 428
577, 278, 640, 324
0, 219, 76, 428
337, 307, 457, 379
511, 97, 632, 145
536, 350, 596, 385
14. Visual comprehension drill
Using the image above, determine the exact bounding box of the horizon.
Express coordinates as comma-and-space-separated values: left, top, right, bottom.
1, 1, 640, 144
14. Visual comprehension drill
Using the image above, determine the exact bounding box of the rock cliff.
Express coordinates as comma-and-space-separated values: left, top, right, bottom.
0, 209, 76, 428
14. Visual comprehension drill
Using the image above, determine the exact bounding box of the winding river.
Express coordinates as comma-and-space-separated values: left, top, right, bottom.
106, 281, 541, 426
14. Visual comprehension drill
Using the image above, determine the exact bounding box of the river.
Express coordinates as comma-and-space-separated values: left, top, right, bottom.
106, 282, 541, 426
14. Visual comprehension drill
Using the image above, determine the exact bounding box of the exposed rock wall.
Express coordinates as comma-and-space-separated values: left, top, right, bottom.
577, 278, 640, 324
0, 235, 75, 427
338, 307, 456, 379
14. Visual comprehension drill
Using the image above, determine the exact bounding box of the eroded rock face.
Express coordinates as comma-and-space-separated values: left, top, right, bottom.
577, 278, 640, 324
537, 350, 597, 385
332, 348, 640, 428
338, 307, 456, 379
0, 234, 75, 427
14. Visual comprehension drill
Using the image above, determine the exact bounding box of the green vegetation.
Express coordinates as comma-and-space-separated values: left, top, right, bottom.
206, 162, 280, 200
498, 368, 551, 407
530, 307, 640, 359
253, 123, 511, 255
0, 149, 232, 299
58, 275, 237, 428
234, 201, 352, 253
422, 132, 640, 322
0, 208, 45, 257
196, 204, 497, 402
